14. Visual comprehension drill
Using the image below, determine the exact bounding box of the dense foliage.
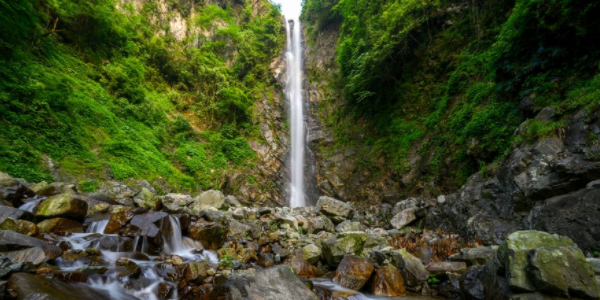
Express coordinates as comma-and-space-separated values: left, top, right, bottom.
0, 0, 284, 191
302, 0, 600, 191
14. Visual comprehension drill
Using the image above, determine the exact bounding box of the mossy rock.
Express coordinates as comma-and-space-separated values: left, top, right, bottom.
33, 194, 88, 222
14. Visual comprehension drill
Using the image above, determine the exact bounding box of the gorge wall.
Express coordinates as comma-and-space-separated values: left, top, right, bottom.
301, 0, 600, 249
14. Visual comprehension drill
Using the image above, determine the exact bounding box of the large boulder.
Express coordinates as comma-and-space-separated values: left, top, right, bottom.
189, 190, 226, 214
333, 255, 375, 290
335, 220, 365, 233
33, 194, 88, 221
8, 273, 134, 300
188, 219, 228, 250
0, 178, 35, 207
370, 264, 407, 296
242, 266, 320, 300
31, 182, 76, 197
303, 244, 322, 265
0, 230, 61, 265
315, 196, 353, 224
307, 215, 335, 233
391, 248, 429, 288
483, 231, 600, 300
321, 231, 368, 266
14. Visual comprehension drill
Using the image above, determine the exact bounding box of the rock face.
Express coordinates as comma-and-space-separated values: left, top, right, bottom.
483, 231, 599, 299
429, 109, 600, 249
370, 265, 407, 296
33, 194, 88, 221
0, 230, 61, 265
333, 255, 375, 290
315, 196, 353, 224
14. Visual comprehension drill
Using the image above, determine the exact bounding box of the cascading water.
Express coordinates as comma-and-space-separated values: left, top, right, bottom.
286, 18, 306, 208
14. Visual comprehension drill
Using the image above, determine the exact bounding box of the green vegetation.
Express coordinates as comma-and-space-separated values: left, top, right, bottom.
0, 0, 284, 191
302, 0, 600, 192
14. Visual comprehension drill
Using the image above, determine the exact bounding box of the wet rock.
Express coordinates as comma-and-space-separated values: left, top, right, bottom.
370, 264, 406, 296
426, 261, 468, 276
321, 231, 368, 266
460, 266, 485, 300
450, 247, 497, 266
333, 255, 375, 290
529, 246, 598, 298
104, 210, 130, 234
335, 220, 365, 233
33, 194, 88, 222
161, 193, 193, 213
0, 178, 35, 207
52, 271, 88, 282
129, 211, 169, 238
315, 196, 353, 224
0, 256, 34, 279
391, 248, 429, 287
133, 188, 160, 211
8, 273, 127, 300
0, 230, 61, 265
0, 218, 37, 236
0, 206, 33, 223
188, 219, 228, 250
37, 218, 83, 234
303, 244, 322, 265
390, 208, 418, 229
189, 190, 225, 214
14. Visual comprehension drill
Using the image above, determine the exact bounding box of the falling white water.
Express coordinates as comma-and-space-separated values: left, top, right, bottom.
286, 18, 306, 208
86, 219, 109, 234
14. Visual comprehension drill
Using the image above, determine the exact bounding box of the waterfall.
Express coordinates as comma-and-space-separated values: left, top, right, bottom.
286, 18, 306, 208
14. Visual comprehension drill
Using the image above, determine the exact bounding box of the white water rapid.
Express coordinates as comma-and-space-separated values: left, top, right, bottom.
285, 18, 306, 208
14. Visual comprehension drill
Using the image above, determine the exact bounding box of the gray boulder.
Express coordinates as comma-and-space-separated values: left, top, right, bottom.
133, 188, 160, 211
161, 193, 193, 213
390, 208, 418, 229
335, 220, 365, 233
0, 178, 35, 207
315, 196, 353, 224
0, 230, 61, 265
391, 248, 429, 287
189, 190, 225, 214
33, 194, 88, 221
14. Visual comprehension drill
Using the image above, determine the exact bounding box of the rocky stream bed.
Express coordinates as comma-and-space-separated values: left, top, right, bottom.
0, 171, 599, 300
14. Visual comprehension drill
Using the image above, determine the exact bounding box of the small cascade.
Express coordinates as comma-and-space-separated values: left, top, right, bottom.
311, 279, 423, 300
86, 219, 109, 234
18, 197, 43, 212
163, 215, 186, 254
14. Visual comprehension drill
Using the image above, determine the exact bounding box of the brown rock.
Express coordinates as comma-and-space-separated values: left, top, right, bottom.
0, 218, 37, 236
188, 219, 228, 250
333, 255, 375, 290
37, 218, 83, 234
289, 256, 325, 279
370, 265, 406, 296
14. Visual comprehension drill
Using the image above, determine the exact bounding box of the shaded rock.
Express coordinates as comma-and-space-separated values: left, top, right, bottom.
0, 206, 33, 223
0, 230, 61, 265
460, 266, 485, 300
188, 219, 228, 250
390, 208, 418, 229
51, 271, 88, 283
0, 218, 37, 236
370, 264, 406, 296
224, 195, 241, 208
199, 209, 226, 222
31, 182, 75, 197
426, 261, 468, 276
391, 248, 429, 287
129, 212, 169, 238
33, 194, 88, 222
133, 188, 160, 211
104, 211, 130, 234
161, 194, 192, 213
450, 247, 497, 266
315, 196, 353, 224
587, 258, 600, 275
8, 273, 130, 300
335, 220, 365, 233
321, 232, 368, 266
0, 178, 35, 207
257, 253, 276, 268
37, 218, 83, 234
333, 255, 374, 290
189, 190, 225, 214
529, 246, 599, 299
303, 244, 322, 265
